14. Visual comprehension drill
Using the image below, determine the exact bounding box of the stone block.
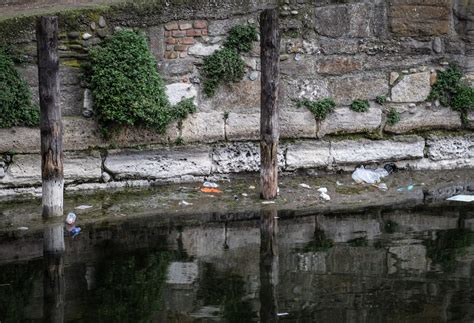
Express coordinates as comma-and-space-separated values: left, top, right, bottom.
201, 80, 260, 113
385, 105, 462, 133
316, 56, 362, 75
391, 72, 431, 103
104, 147, 212, 180
396, 158, 474, 170
467, 111, 474, 129
211, 142, 285, 173
330, 135, 425, 164
280, 110, 317, 139
427, 134, 474, 161
159, 60, 195, 77
0, 152, 102, 187
318, 106, 382, 137
148, 25, 165, 61
226, 113, 260, 141
315, 5, 350, 37
329, 73, 389, 105
389, 0, 451, 36
286, 141, 331, 170
188, 43, 220, 56
165, 83, 198, 105
107, 122, 180, 147
180, 112, 225, 143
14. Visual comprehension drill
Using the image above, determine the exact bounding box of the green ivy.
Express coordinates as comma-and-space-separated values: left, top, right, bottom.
223, 25, 258, 53
0, 48, 39, 128
87, 30, 195, 136
386, 107, 400, 126
202, 25, 257, 97
297, 98, 336, 120
428, 64, 474, 121
350, 99, 370, 113
202, 48, 245, 97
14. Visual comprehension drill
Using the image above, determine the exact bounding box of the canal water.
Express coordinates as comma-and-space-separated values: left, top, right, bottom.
0, 202, 472, 322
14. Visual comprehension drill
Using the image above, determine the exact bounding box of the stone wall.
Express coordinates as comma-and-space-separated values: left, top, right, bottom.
0, 0, 473, 196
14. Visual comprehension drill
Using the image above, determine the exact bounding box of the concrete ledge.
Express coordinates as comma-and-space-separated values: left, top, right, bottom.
104, 147, 212, 180
331, 135, 425, 164
0, 152, 102, 187
286, 141, 331, 170
226, 113, 260, 141
181, 112, 225, 143
318, 106, 382, 137
385, 105, 462, 134
427, 134, 474, 161
280, 110, 316, 139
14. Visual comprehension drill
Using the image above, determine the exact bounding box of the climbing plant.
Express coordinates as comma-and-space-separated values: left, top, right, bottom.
297, 98, 336, 121
0, 48, 39, 128
428, 64, 474, 121
202, 25, 257, 97
87, 30, 195, 136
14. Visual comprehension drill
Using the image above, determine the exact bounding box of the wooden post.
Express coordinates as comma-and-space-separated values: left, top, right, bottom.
37, 16, 63, 218
260, 9, 280, 200
43, 223, 65, 323
259, 207, 279, 322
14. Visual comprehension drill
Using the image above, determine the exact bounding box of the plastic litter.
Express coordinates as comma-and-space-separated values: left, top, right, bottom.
447, 195, 474, 202
277, 313, 289, 317
397, 185, 415, 192
320, 192, 331, 201
200, 187, 223, 194
261, 201, 275, 204
66, 212, 77, 225
75, 205, 93, 210
375, 183, 388, 191
352, 166, 389, 184
70, 227, 81, 238
249, 185, 256, 190
336, 181, 343, 186
317, 187, 328, 194
17, 227, 29, 231
179, 200, 192, 206
203, 181, 219, 188
383, 163, 398, 174
299, 183, 311, 189
242, 193, 248, 197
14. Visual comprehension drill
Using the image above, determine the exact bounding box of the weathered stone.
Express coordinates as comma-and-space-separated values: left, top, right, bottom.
427, 134, 474, 161
286, 141, 331, 170
98, 16, 106, 28
104, 147, 212, 180
159, 60, 195, 77
101, 172, 111, 183
396, 158, 474, 170
82, 33, 92, 40
316, 57, 362, 75
226, 113, 259, 141
108, 122, 180, 146
201, 80, 260, 113
390, 71, 400, 85
329, 73, 389, 105
166, 262, 198, 284
82, 89, 93, 118
385, 105, 462, 133
391, 72, 431, 103
0, 152, 102, 186
207, 17, 248, 36
389, 244, 427, 271
315, 5, 350, 37
280, 110, 317, 139
188, 43, 220, 56
0, 167, 4, 179
389, 1, 451, 36
149, 25, 165, 61
318, 106, 382, 137
165, 83, 198, 105
331, 136, 425, 164
468, 111, 474, 129
180, 112, 225, 143
432, 37, 443, 53
211, 142, 285, 173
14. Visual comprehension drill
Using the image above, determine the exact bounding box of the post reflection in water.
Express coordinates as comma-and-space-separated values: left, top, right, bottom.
43, 222, 65, 323
259, 207, 279, 323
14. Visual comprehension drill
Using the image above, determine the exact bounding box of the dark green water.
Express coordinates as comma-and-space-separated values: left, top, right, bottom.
0, 203, 473, 322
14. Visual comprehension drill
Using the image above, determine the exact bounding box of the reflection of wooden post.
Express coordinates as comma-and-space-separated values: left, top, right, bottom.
43, 223, 65, 323
37, 16, 63, 218
260, 9, 280, 200
259, 207, 279, 322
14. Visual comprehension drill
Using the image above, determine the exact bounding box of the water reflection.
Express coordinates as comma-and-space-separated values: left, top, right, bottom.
43, 222, 65, 323
0, 204, 472, 322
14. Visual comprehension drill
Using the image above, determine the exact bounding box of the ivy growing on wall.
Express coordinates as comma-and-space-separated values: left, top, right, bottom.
297, 98, 336, 120
87, 30, 195, 137
428, 64, 474, 122
202, 25, 257, 97
0, 48, 39, 128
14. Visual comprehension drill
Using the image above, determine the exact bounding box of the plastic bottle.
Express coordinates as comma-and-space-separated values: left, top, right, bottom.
66, 212, 76, 225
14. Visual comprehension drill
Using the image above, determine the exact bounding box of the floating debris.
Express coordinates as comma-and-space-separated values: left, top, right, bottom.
17, 227, 28, 231
75, 205, 93, 210
447, 195, 474, 202
203, 181, 219, 188
299, 183, 311, 189
261, 201, 276, 204
179, 200, 193, 206
200, 187, 223, 194
66, 212, 76, 225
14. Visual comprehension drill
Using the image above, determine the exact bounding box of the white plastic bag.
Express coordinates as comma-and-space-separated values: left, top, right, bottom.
352, 167, 389, 184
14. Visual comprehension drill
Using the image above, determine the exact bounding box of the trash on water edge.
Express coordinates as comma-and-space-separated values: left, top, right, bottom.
336, 181, 343, 186
249, 185, 256, 190
75, 205, 93, 210
320, 192, 331, 201
374, 183, 388, 191
179, 200, 193, 206
317, 187, 328, 193
242, 193, 248, 197
66, 212, 77, 225
277, 313, 289, 317
70, 227, 81, 238
299, 183, 311, 189
397, 185, 415, 192
200, 187, 223, 194
446, 195, 474, 202
352, 166, 389, 184
261, 201, 276, 204
17, 227, 29, 231
203, 181, 219, 188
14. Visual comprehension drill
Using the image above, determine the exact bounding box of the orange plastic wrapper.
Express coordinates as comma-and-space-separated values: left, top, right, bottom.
200, 187, 223, 194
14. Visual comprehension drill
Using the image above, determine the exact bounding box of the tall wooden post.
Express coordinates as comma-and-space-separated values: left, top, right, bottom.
37, 16, 63, 218
259, 207, 279, 322
260, 9, 280, 200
